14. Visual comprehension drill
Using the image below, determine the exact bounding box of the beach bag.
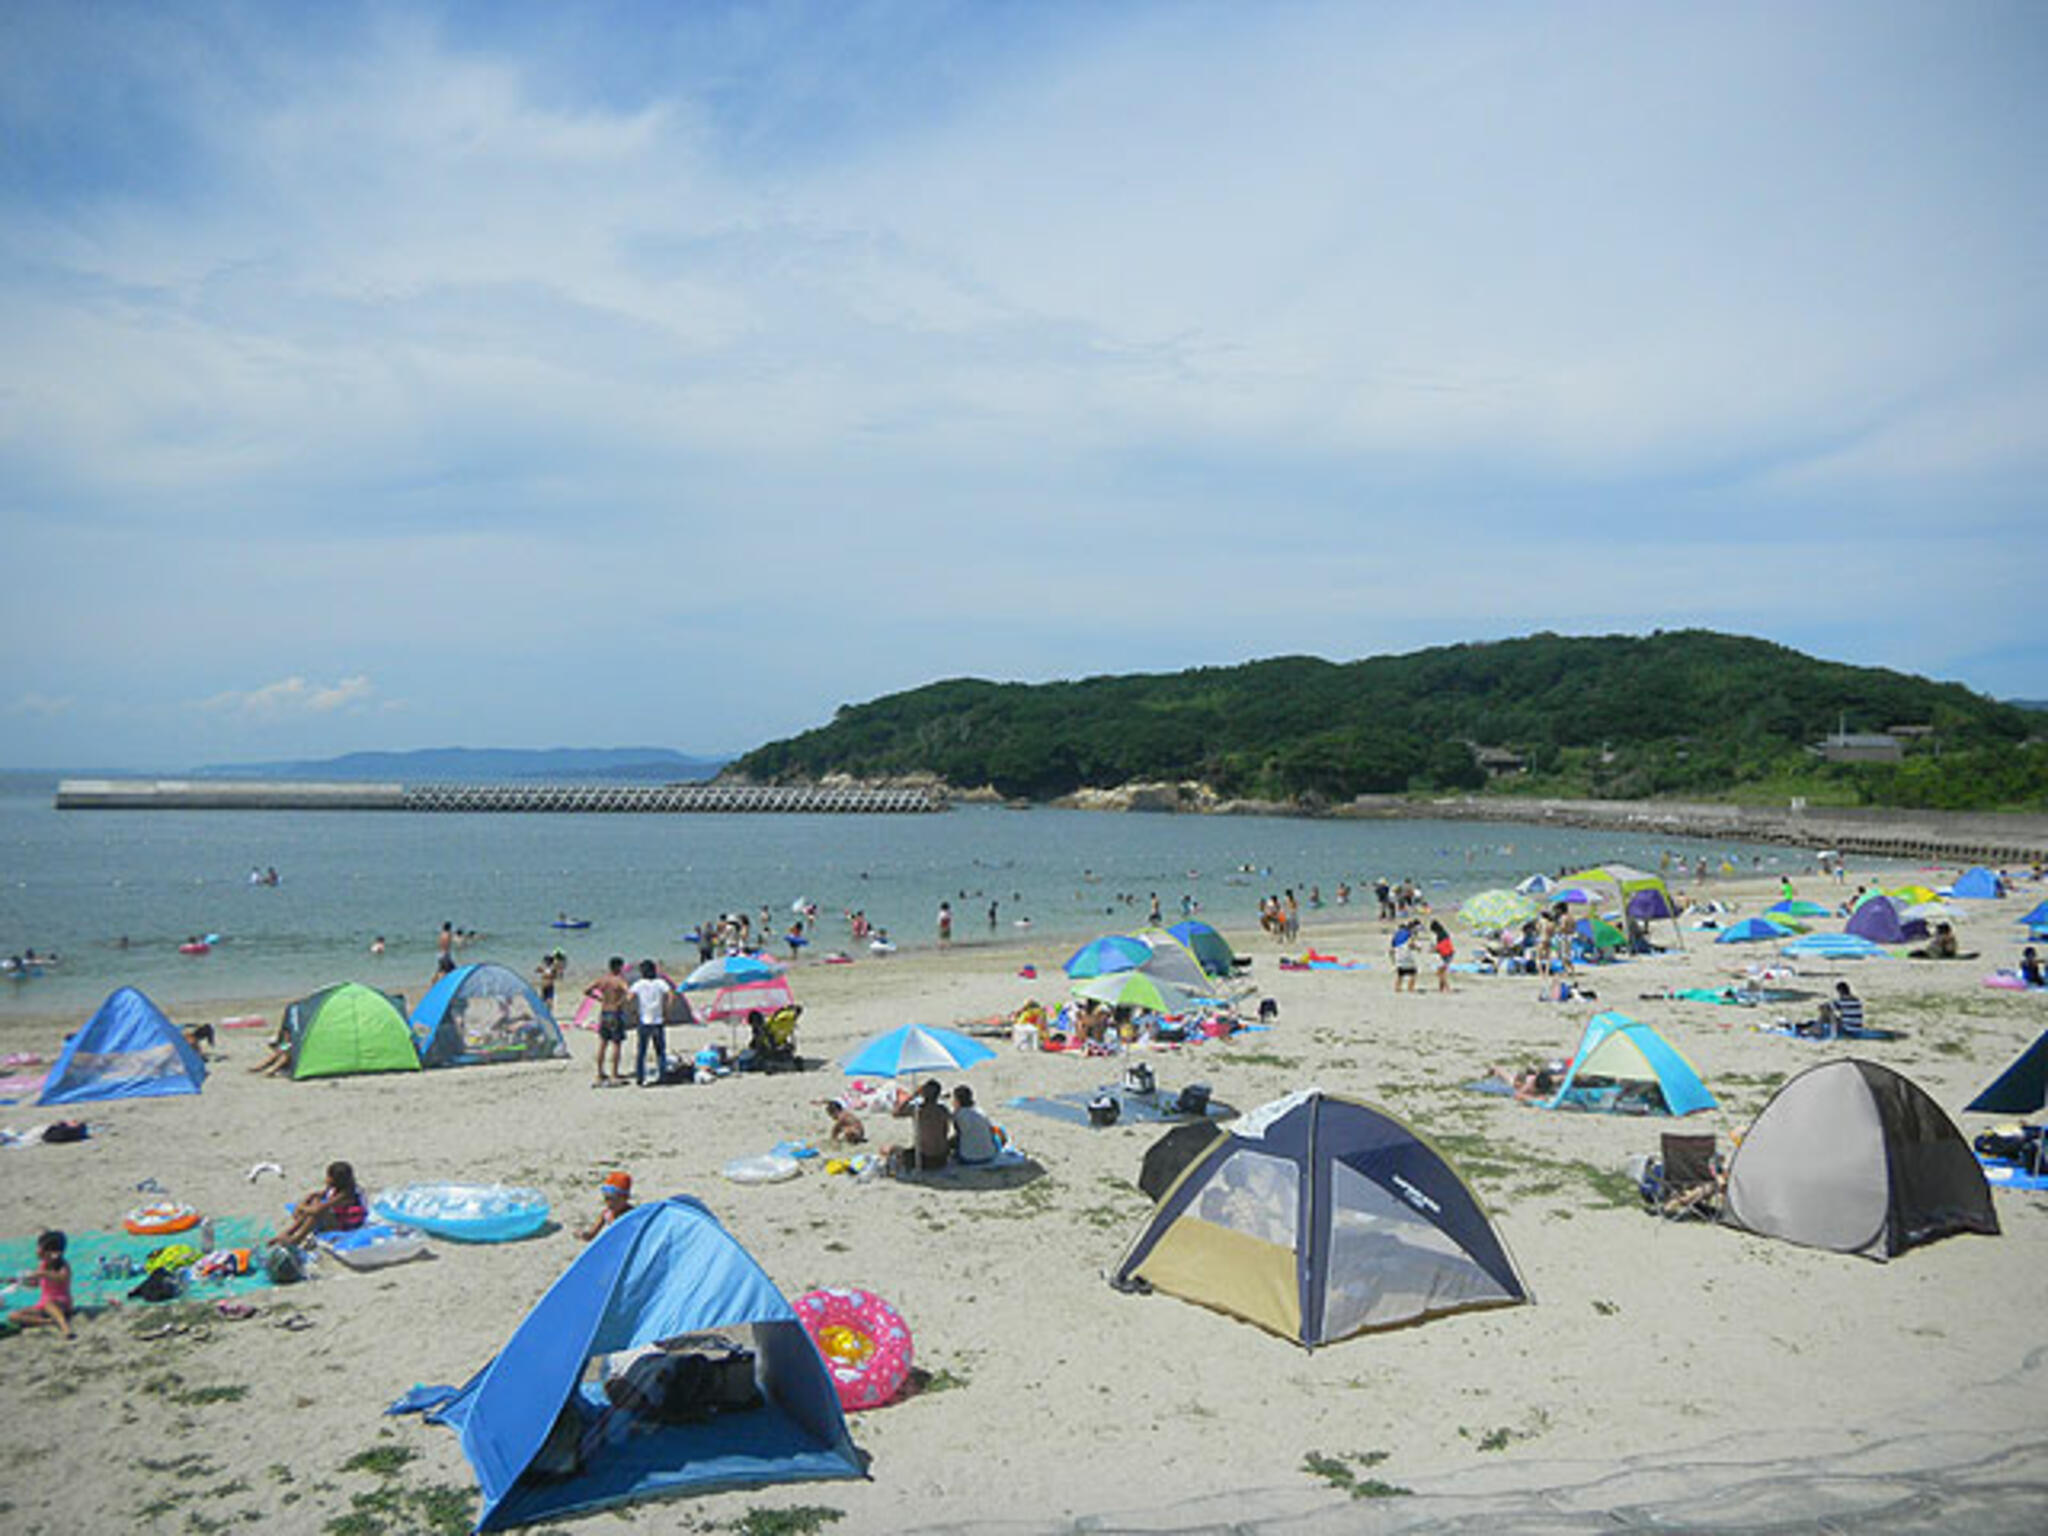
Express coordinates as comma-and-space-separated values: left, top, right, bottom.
266, 1246, 308, 1285
1123, 1063, 1155, 1097
1087, 1094, 1121, 1127
1174, 1083, 1211, 1117
41, 1121, 88, 1143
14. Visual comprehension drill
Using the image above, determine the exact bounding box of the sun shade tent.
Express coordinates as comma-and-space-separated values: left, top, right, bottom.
1966, 1032, 2048, 1116
1559, 864, 1673, 915
1132, 928, 1231, 997
1544, 1012, 1716, 1116
37, 987, 206, 1105
1721, 1060, 1998, 1261
423, 1197, 862, 1530
1111, 1090, 1529, 1347
1949, 867, 2007, 900
1168, 920, 1237, 979
282, 983, 419, 1079
410, 964, 569, 1068
1845, 896, 1927, 946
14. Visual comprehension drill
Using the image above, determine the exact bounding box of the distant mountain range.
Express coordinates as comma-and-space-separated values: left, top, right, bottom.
194, 747, 730, 783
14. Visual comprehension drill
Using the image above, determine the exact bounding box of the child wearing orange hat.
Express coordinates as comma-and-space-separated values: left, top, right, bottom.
579, 1170, 633, 1241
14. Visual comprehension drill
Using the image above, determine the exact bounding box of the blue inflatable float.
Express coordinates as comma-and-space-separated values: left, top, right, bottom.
370, 1183, 550, 1243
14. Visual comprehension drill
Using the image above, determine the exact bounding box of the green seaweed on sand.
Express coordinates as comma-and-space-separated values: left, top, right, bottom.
731, 1507, 845, 1536
1301, 1448, 1409, 1499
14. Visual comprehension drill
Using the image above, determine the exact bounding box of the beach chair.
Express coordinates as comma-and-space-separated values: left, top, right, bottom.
1654, 1133, 1722, 1220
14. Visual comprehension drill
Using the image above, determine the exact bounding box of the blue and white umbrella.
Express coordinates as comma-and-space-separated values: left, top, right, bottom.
1063, 935, 1152, 979
681, 953, 785, 991
842, 1024, 996, 1078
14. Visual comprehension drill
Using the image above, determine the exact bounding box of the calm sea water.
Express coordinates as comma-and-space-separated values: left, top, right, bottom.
0, 778, 1810, 1018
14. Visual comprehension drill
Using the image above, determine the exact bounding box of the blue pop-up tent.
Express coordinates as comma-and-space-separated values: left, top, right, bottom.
38, 987, 206, 1105
410, 963, 569, 1069
1950, 867, 2007, 900
1545, 1012, 1716, 1116
417, 1197, 862, 1529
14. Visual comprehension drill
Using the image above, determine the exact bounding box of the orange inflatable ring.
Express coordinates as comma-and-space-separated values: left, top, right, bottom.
125, 1202, 202, 1237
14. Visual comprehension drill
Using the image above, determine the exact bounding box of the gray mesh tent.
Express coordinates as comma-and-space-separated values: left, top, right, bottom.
1721, 1059, 1998, 1261
1111, 1090, 1529, 1346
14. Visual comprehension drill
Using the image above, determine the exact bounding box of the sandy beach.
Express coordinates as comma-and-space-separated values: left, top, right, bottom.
2, 870, 2044, 1535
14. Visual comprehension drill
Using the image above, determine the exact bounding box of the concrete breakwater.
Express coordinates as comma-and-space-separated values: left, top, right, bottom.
1359, 795, 2048, 867
54, 778, 945, 814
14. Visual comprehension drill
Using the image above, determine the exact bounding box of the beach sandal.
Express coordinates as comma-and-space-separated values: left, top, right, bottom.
275, 1314, 315, 1332
245, 1161, 284, 1183
216, 1300, 257, 1321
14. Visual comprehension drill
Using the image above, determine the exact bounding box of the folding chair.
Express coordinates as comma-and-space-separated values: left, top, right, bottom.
1655, 1133, 1722, 1220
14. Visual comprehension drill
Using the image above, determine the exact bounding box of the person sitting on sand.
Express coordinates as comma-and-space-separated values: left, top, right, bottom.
1815, 980, 1865, 1038
949, 1085, 999, 1165
579, 1171, 633, 1241
890, 1079, 952, 1173
181, 1022, 216, 1053
10, 1230, 74, 1339
1491, 1062, 1559, 1102
272, 1161, 367, 1248
1910, 922, 1961, 960
822, 1100, 865, 1146
2021, 947, 2045, 989
251, 1017, 295, 1077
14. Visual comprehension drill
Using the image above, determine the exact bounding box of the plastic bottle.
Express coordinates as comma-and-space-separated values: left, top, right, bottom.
200, 1217, 217, 1253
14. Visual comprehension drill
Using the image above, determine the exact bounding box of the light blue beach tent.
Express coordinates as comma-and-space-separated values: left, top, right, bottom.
1545, 1011, 1716, 1117
1951, 867, 2007, 900
409, 963, 569, 1068
37, 987, 206, 1105
424, 1197, 862, 1529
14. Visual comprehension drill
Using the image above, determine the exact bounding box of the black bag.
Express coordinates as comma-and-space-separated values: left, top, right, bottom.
1174, 1083, 1211, 1117
266, 1246, 307, 1285
41, 1121, 88, 1143
129, 1268, 181, 1303
1087, 1094, 1121, 1127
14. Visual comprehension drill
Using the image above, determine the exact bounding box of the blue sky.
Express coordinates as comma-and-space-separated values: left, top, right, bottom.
2, 1, 2043, 769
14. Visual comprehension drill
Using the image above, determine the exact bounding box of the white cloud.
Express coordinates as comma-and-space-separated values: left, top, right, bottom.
8, 691, 74, 717
199, 675, 378, 718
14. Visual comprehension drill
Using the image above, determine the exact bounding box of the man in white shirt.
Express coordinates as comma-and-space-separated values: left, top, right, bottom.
628, 960, 672, 1087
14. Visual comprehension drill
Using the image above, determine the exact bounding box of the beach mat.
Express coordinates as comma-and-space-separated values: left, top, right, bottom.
1978, 1158, 2048, 1192
1005, 1088, 1236, 1129
1756, 1023, 1907, 1042
0, 1216, 280, 1313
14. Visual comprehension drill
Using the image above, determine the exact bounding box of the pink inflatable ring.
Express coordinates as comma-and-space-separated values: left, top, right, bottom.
793, 1287, 913, 1410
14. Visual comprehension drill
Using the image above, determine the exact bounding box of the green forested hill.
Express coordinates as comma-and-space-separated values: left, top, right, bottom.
732, 631, 2045, 809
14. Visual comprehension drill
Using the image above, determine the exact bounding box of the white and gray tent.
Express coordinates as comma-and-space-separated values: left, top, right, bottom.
1720, 1059, 1998, 1261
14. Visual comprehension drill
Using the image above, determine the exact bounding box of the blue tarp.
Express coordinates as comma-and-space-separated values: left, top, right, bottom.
420, 1197, 861, 1530
1545, 1012, 1716, 1117
37, 987, 205, 1105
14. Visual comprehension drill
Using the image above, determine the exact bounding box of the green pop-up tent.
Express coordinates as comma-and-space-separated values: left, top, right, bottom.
282, 983, 420, 1080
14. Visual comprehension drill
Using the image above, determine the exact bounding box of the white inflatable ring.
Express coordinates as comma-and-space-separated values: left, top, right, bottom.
723, 1153, 802, 1185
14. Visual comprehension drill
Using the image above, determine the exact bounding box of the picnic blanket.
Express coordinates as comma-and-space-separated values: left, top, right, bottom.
0, 1216, 280, 1313
1755, 1022, 1907, 1043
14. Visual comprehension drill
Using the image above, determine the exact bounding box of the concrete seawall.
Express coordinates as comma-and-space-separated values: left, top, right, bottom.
1355, 795, 2048, 866
54, 779, 945, 814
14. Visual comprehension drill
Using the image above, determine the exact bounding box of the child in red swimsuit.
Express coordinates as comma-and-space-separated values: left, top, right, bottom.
10, 1230, 74, 1338
272, 1161, 368, 1248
